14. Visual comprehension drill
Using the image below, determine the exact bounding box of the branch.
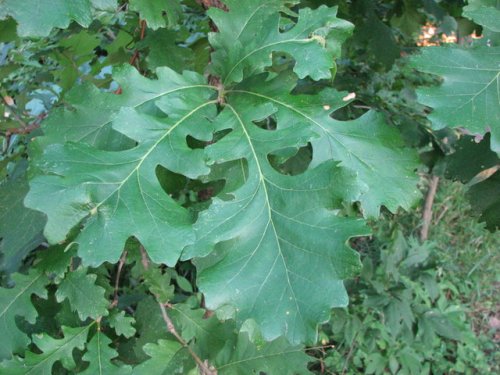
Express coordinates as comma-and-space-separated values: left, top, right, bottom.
159, 303, 217, 375
420, 175, 439, 242
111, 250, 128, 308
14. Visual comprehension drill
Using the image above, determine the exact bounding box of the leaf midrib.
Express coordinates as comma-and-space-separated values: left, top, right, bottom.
77, 84, 217, 142
228, 89, 374, 170
224, 104, 303, 322
92, 100, 218, 214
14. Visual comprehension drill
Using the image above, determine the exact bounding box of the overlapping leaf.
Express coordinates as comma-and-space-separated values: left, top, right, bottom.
25, 68, 218, 266
0, 0, 116, 37
55, 267, 109, 320
0, 161, 45, 274
40, 65, 212, 150
0, 269, 48, 359
0, 325, 90, 374
184, 98, 369, 344
22, 1, 422, 346
411, 46, 500, 153
228, 73, 421, 216
463, 0, 500, 32
209, 0, 353, 85
81, 331, 132, 375
130, 0, 182, 29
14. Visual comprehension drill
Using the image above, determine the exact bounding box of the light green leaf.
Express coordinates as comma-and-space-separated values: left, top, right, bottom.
39, 65, 214, 150
141, 29, 194, 72
227, 73, 421, 217
184, 91, 369, 344
0, 325, 90, 374
0, 0, 115, 37
144, 267, 175, 303
25, 68, 218, 267
217, 327, 312, 375
411, 46, 500, 153
0, 269, 48, 359
108, 311, 136, 338
463, 0, 500, 32
55, 267, 109, 321
81, 330, 132, 375
130, 0, 182, 29
0, 161, 45, 274
209, 1, 353, 85
91, 0, 117, 10
132, 339, 183, 375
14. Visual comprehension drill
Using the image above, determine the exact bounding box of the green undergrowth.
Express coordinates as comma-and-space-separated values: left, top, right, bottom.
310, 179, 499, 374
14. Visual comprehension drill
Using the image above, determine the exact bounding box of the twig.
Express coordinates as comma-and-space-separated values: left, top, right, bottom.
111, 250, 128, 307
420, 175, 439, 242
140, 245, 216, 374
341, 332, 359, 375
129, 19, 147, 67
159, 303, 217, 375
139, 245, 150, 270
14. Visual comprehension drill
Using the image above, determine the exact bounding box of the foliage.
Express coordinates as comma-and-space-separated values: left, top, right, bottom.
312, 180, 500, 374
0, 0, 498, 373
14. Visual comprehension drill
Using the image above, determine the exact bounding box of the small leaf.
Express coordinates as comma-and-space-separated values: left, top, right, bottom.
0, 269, 48, 359
144, 267, 175, 303
108, 311, 136, 338
0, 325, 90, 374
130, 0, 182, 29
132, 339, 182, 375
55, 267, 109, 321
81, 330, 132, 375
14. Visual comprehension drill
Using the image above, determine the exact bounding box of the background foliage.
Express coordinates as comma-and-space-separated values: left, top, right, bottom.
0, 0, 498, 373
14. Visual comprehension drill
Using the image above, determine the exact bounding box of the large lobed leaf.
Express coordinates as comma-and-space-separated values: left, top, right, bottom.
24, 1, 420, 344
411, 46, 500, 153
26, 68, 218, 267
0, 269, 48, 360
0, 0, 116, 37
0, 161, 45, 274
209, 0, 354, 85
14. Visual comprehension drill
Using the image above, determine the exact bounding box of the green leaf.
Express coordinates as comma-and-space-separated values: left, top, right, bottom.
0, 325, 90, 374
0, 269, 48, 359
0, 161, 45, 274
229, 73, 421, 216
81, 330, 132, 375
184, 87, 369, 344
144, 267, 175, 303
463, 0, 500, 32
0, 0, 112, 37
25, 68, 218, 267
132, 297, 168, 361
55, 267, 109, 321
468, 170, 500, 231
411, 46, 500, 153
132, 339, 182, 375
38, 65, 213, 150
169, 303, 234, 359
141, 29, 194, 72
217, 326, 312, 375
108, 311, 136, 338
209, 1, 353, 85
130, 0, 182, 29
